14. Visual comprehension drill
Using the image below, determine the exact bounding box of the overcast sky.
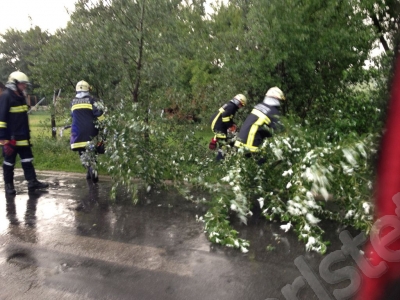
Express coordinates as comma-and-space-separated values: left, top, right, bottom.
0, 0, 77, 35
0, 1, 220, 35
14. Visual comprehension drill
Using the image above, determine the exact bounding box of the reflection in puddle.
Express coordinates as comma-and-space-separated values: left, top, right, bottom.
0, 172, 360, 300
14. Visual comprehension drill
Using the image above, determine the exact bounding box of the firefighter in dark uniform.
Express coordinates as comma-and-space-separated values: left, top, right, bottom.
235, 87, 285, 159
0, 71, 49, 194
70, 80, 105, 183
209, 94, 247, 161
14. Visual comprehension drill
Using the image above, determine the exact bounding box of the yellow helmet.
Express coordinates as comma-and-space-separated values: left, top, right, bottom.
234, 94, 247, 106
76, 80, 90, 92
266, 87, 285, 101
8, 71, 29, 84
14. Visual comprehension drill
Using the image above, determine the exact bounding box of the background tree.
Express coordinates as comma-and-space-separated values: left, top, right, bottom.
0, 26, 50, 92
226, 0, 376, 122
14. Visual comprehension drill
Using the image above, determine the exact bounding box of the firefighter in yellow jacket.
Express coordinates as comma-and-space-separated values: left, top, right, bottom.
70, 80, 105, 183
235, 87, 285, 157
209, 94, 247, 161
0, 71, 49, 194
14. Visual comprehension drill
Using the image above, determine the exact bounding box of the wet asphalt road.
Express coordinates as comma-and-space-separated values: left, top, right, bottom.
0, 171, 359, 300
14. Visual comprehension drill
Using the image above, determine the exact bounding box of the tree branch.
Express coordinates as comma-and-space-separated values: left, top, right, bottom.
370, 14, 390, 52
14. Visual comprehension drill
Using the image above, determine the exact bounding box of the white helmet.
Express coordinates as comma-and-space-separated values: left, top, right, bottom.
265, 87, 285, 101
234, 94, 247, 106
8, 71, 29, 84
76, 80, 90, 92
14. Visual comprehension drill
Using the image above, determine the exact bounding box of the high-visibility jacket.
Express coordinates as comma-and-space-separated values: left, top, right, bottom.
210, 101, 239, 139
0, 89, 31, 146
70, 93, 105, 150
235, 103, 281, 152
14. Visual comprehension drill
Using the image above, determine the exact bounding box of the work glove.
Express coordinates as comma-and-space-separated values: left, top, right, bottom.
3, 140, 16, 156
96, 140, 105, 154
209, 138, 217, 150
228, 124, 237, 133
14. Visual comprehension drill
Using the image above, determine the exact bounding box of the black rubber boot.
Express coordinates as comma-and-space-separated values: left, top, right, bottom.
5, 183, 16, 195
28, 179, 49, 191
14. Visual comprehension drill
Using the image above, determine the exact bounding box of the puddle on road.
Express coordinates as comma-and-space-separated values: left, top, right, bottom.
0, 172, 358, 262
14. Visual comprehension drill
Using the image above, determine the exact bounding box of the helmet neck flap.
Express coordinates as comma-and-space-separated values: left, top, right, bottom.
263, 96, 281, 106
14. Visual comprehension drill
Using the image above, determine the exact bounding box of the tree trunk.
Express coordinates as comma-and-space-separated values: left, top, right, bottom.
132, 0, 145, 104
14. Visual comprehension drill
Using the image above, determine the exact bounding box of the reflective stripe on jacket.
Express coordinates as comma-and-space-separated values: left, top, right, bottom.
210, 101, 239, 139
236, 103, 280, 152
70, 95, 104, 150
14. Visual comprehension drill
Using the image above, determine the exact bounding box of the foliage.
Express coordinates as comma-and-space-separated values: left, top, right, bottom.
100, 98, 213, 202
191, 122, 378, 253
246, 0, 376, 119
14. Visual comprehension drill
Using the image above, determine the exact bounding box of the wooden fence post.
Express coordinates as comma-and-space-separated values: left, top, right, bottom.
51, 89, 61, 139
